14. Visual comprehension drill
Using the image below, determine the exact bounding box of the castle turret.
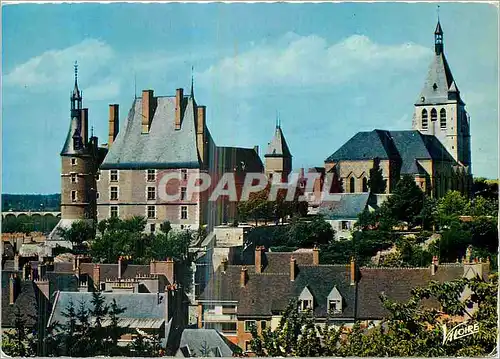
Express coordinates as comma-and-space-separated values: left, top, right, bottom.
264, 115, 292, 182
60, 62, 98, 220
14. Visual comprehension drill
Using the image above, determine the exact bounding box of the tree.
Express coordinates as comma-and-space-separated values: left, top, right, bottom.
1, 307, 37, 357
367, 157, 387, 194
250, 275, 498, 356
382, 175, 425, 228
105, 299, 128, 356
160, 220, 172, 235
436, 190, 468, 225
128, 332, 160, 357
57, 220, 96, 249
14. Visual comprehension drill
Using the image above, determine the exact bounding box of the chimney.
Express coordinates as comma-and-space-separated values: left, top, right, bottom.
240, 266, 248, 288
175, 88, 184, 130
253, 145, 259, 155
93, 264, 101, 291
39, 263, 47, 279
9, 274, 17, 305
166, 258, 175, 285
221, 258, 228, 272
290, 257, 296, 281
196, 105, 206, 164
14, 254, 19, 271
255, 246, 264, 273
80, 108, 89, 146
108, 104, 119, 146
35, 279, 50, 300
141, 90, 155, 133
431, 255, 439, 276
118, 256, 123, 279
350, 257, 356, 285
313, 246, 320, 265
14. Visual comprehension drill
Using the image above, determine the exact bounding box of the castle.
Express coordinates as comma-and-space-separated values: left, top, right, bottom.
52, 20, 470, 238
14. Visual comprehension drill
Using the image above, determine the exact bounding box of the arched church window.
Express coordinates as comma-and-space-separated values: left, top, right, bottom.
422, 109, 428, 129
349, 177, 355, 193
440, 108, 446, 129
431, 108, 437, 122
362, 177, 368, 192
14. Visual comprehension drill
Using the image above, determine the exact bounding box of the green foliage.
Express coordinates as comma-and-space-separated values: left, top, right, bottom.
57, 220, 96, 249
237, 185, 308, 224
1, 307, 37, 357
382, 175, 425, 228
251, 275, 498, 357
2, 193, 60, 211
128, 333, 161, 357
367, 157, 387, 194
1, 214, 60, 234
90, 216, 195, 265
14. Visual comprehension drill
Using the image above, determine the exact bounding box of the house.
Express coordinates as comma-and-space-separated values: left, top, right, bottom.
175, 328, 240, 357
47, 291, 175, 346
197, 247, 489, 353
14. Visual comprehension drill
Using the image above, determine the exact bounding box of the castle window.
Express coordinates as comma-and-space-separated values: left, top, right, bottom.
71, 190, 77, 202
150, 223, 156, 233
96, 192, 100, 200
71, 158, 77, 166
110, 186, 118, 200
71, 173, 77, 183
349, 177, 355, 193
180, 206, 188, 219
431, 108, 437, 122
422, 109, 428, 129
440, 108, 447, 129
110, 170, 118, 182
147, 169, 156, 182
147, 205, 156, 219
180, 187, 187, 201
181, 169, 188, 181
328, 300, 341, 313
341, 221, 350, 230
110, 206, 118, 218
147, 186, 156, 200
362, 177, 368, 192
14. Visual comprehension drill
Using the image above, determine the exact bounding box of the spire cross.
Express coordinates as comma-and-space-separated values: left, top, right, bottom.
74, 61, 78, 83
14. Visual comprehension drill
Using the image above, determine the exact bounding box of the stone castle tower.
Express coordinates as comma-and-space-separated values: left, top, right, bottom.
412, 20, 472, 171
60, 63, 100, 220
264, 118, 292, 182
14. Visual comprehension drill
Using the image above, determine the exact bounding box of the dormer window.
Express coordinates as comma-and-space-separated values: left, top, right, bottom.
298, 286, 314, 312
300, 299, 313, 311
327, 286, 343, 314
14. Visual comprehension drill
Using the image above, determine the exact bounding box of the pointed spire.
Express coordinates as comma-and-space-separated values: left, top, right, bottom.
434, 7, 444, 55
275, 110, 279, 128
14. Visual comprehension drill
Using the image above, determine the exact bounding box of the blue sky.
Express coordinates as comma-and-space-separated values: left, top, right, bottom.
2, 2, 498, 194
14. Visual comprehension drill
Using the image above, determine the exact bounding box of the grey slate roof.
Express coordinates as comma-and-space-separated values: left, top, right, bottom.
318, 193, 371, 220
415, 51, 464, 105
325, 130, 457, 175
356, 264, 464, 320
215, 146, 264, 173
101, 96, 200, 169
48, 291, 167, 328
177, 329, 239, 357
325, 130, 399, 162
200, 257, 356, 320
1, 271, 38, 328
265, 126, 292, 158
61, 117, 88, 156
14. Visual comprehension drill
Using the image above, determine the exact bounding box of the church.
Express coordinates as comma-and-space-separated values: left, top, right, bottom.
325, 20, 472, 198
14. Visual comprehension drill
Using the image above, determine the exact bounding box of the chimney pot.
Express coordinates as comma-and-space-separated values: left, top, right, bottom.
108, 104, 119, 146
175, 88, 184, 130
240, 266, 248, 287
290, 257, 297, 281
9, 274, 16, 305
313, 246, 320, 265
142, 90, 155, 133
255, 246, 264, 273
350, 257, 356, 285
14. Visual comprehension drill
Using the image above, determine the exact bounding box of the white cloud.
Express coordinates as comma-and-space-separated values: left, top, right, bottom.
198, 33, 432, 91
84, 77, 121, 101
4, 39, 115, 89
